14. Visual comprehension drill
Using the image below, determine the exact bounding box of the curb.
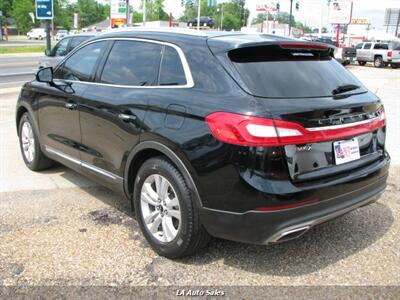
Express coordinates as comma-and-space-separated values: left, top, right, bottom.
0, 87, 21, 95
0, 72, 35, 77
0, 52, 43, 57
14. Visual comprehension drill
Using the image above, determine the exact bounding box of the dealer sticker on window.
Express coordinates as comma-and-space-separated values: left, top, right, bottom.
334, 138, 360, 165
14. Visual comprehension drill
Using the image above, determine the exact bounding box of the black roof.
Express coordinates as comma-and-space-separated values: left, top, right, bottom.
91, 28, 297, 52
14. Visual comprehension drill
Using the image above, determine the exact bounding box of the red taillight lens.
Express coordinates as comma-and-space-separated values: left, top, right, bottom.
205, 109, 386, 147
388, 51, 392, 57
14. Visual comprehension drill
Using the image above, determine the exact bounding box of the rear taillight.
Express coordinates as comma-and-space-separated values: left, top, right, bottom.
205, 109, 386, 147
388, 51, 392, 57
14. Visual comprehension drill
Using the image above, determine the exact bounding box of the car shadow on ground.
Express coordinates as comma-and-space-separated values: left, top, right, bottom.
43, 164, 394, 277
181, 201, 394, 276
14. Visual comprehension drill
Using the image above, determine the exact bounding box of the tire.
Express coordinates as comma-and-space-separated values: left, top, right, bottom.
134, 156, 210, 259
391, 63, 399, 69
18, 113, 53, 171
358, 61, 366, 66
374, 56, 383, 68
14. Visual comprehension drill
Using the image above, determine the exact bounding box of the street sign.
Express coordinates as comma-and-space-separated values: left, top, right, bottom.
35, 0, 53, 20
110, 0, 127, 28
350, 18, 371, 25
328, 0, 353, 25
256, 1, 278, 14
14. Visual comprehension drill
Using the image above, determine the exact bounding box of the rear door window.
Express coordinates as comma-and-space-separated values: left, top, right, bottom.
100, 40, 162, 86
228, 45, 365, 98
363, 43, 372, 49
159, 46, 187, 86
374, 43, 388, 50
69, 36, 91, 52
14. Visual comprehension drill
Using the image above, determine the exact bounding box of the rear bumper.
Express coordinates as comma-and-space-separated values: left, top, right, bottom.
199, 168, 388, 245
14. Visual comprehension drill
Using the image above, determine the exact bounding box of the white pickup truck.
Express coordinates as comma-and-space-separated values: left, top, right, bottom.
356, 41, 400, 68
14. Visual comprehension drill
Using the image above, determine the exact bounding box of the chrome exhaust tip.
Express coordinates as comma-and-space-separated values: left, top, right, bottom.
269, 225, 311, 243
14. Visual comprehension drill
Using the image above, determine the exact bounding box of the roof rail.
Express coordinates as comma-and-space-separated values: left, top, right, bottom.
100, 27, 208, 37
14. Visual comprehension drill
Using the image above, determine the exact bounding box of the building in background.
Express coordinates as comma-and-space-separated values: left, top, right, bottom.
384, 8, 400, 37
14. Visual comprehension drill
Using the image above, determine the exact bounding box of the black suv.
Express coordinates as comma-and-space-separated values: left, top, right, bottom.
16, 29, 390, 258
187, 16, 214, 28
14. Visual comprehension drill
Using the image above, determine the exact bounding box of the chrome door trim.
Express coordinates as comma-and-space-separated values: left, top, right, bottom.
306, 116, 379, 131
44, 145, 123, 182
54, 37, 194, 89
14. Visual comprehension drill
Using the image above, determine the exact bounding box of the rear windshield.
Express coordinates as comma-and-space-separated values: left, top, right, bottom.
228, 45, 365, 98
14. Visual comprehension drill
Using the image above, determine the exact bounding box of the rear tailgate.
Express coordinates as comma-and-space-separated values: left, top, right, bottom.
208, 38, 387, 182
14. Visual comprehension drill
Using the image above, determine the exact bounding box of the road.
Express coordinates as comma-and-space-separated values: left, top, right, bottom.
0, 63, 399, 297
0, 54, 40, 90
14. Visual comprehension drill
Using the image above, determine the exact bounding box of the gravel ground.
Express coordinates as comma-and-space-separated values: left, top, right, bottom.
0, 65, 399, 298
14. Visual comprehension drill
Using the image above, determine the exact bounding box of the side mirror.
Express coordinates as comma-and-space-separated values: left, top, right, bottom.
36, 67, 53, 83
45, 49, 52, 56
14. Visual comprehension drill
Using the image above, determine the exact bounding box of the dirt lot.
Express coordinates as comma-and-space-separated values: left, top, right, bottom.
0, 65, 399, 298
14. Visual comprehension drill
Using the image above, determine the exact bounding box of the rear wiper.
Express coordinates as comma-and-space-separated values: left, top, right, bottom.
332, 84, 360, 95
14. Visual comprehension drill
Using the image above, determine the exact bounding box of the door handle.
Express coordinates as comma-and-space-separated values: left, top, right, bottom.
65, 102, 78, 110
118, 113, 137, 122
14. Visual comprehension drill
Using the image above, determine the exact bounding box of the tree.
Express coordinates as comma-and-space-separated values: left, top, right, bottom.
0, 0, 13, 23
77, 0, 108, 28
132, 10, 143, 23
152, 0, 169, 21
180, 0, 249, 30
53, 0, 74, 30
12, 0, 35, 34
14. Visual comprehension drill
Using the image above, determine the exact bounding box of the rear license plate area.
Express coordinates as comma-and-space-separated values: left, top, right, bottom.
334, 138, 360, 165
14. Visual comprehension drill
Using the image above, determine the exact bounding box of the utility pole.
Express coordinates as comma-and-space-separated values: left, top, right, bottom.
220, 4, 224, 30
288, 0, 293, 36
126, 0, 129, 25
197, 0, 201, 30
45, 20, 51, 52
143, 0, 146, 26
319, 0, 324, 37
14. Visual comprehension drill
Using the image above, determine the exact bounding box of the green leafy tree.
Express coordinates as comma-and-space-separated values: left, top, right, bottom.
12, 0, 35, 34
53, 0, 74, 30
144, 0, 169, 22
77, 0, 107, 28
132, 10, 143, 23
0, 0, 13, 23
181, 0, 248, 30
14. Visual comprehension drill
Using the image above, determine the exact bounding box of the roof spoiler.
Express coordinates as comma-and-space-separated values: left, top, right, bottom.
279, 41, 331, 50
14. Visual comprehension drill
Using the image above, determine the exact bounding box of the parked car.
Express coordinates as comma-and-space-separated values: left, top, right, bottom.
187, 16, 214, 28
56, 30, 69, 41
27, 28, 47, 40
340, 47, 357, 65
356, 41, 400, 68
388, 40, 400, 69
38, 33, 95, 69
17, 29, 389, 258
314, 37, 339, 47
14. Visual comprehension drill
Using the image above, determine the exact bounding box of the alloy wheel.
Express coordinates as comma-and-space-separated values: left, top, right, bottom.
140, 174, 181, 243
21, 121, 35, 163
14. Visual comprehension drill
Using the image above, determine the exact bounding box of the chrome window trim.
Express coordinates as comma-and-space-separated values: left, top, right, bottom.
44, 145, 123, 181
306, 116, 379, 131
101, 27, 208, 37
54, 37, 194, 89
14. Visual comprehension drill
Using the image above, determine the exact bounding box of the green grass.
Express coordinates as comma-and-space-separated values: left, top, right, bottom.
0, 45, 46, 54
